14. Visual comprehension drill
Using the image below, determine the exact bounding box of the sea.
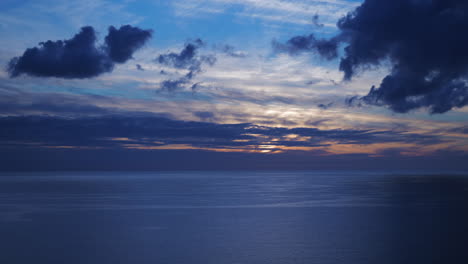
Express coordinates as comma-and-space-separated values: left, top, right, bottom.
0, 170, 467, 264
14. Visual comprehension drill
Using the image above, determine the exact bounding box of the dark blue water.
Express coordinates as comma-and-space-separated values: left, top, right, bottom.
1, 171, 467, 264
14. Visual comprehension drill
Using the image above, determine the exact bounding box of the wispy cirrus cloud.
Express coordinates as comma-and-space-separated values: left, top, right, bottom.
171, 0, 359, 27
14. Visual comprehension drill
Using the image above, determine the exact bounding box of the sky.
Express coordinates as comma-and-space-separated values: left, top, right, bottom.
1, 0, 468, 171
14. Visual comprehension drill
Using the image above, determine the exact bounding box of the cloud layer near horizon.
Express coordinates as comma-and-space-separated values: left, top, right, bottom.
0, 114, 447, 154
1, 114, 467, 171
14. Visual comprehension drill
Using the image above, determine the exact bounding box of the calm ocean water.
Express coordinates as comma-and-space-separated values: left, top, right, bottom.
0, 171, 467, 264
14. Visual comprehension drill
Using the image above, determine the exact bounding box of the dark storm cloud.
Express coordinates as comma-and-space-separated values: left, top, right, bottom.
0, 115, 443, 150
7, 25, 152, 79
277, 0, 468, 113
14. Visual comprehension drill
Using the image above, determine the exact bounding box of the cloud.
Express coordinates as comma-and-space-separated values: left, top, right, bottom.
194, 111, 216, 122
277, 0, 468, 114
159, 77, 191, 92
273, 34, 339, 60
0, 115, 444, 151
7, 25, 152, 79
104, 25, 152, 63
450, 126, 468, 134
136, 64, 144, 71
158, 71, 203, 92
172, 0, 358, 27
305, 119, 330, 127
0, 88, 115, 116
312, 14, 324, 28
156, 39, 216, 91
217, 44, 247, 58
345, 95, 362, 108
0, 115, 250, 149
157, 39, 216, 73
317, 102, 333, 110
0, 99, 110, 116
